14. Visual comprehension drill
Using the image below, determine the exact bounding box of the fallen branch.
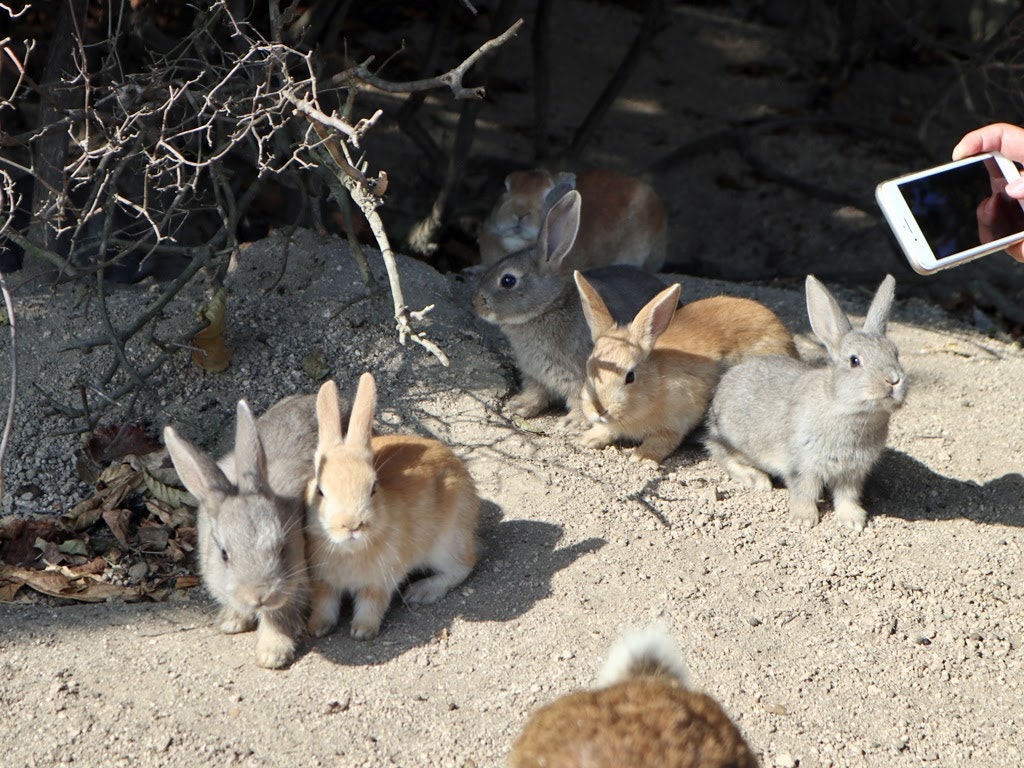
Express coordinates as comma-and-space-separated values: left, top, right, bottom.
0, 271, 15, 499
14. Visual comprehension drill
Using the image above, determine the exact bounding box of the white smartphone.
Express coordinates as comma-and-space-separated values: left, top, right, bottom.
875, 151, 1024, 275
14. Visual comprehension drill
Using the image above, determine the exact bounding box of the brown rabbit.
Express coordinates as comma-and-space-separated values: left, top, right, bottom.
478, 168, 667, 270
575, 273, 797, 465
305, 373, 480, 640
509, 626, 759, 768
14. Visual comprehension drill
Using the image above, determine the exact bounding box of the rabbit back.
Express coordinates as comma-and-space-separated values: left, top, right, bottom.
475, 192, 667, 411
705, 354, 808, 481
217, 393, 318, 499
478, 168, 667, 271
509, 627, 757, 768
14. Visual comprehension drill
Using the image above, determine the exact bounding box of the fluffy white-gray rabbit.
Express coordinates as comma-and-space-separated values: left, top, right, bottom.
164, 394, 319, 668
705, 274, 906, 532
474, 189, 668, 425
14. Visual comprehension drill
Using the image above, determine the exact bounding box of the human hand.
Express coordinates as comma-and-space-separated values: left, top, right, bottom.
953, 123, 1024, 262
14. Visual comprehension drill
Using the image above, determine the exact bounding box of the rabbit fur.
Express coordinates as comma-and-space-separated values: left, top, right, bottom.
474, 190, 668, 425
305, 373, 480, 640
704, 274, 907, 532
163, 393, 320, 669
508, 626, 759, 768
576, 273, 797, 464
478, 168, 667, 271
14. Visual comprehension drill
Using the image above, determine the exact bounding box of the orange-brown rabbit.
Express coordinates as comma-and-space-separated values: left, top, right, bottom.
575, 273, 797, 464
305, 373, 480, 640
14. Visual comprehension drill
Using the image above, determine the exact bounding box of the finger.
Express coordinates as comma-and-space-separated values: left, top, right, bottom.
952, 123, 1024, 161
976, 197, 997, 244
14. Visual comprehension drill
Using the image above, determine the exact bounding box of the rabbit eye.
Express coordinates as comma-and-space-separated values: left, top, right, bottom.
220, 547, 229, 563
500, 273, 517, 289
370, 481, 378, 497
624, 370, 635, 385
849, 355, 862, 368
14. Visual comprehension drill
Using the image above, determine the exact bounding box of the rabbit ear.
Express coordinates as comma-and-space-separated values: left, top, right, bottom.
232, 400, 270, 495
805, 275, 853, 359
863, 274, 896, 335
316, 379, 345, 450
536, 190, 581, 275
541, 172, 577, 217
630, 283, 682, 353
574, 270, 615, 341
345, 372, 377, 450
164, 425, 232, 511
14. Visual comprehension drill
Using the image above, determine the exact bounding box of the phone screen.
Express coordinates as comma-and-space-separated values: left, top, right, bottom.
896, 157, 1024, 258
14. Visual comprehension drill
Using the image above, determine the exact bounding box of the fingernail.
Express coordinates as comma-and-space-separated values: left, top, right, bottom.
1006, 177, 1024, 196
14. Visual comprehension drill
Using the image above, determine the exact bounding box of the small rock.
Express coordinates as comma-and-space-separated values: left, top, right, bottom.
773, 752, 797, 768
748, 616, 762, 627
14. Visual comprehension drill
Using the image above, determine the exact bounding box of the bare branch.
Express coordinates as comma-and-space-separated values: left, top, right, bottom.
329, 19, 524, 99
0, 271, 16, 499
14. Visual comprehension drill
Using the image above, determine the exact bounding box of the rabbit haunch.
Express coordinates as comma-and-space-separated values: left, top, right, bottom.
474, 190, 668, 425
305, 374, 480, 641
705, 274, 906, 532
163, 394, 321, 669
509, 626, 758, 768
576, 273, 797, 465
478, 168, 666, 271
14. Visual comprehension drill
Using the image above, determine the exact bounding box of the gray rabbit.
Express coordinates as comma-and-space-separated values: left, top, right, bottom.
164, 394, 319, 668
705, 274, 906, 532
474, 190, 668, 425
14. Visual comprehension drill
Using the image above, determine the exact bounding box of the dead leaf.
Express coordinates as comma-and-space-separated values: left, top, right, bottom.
68, 557, 108, 576
174, 574, 201, 590
302, 349, 330, 381
137, 522, 170, 552
0, 580, 23, 601
102, 508, 133, 548
192, 288, 233, 373
0, 519, 56, 566
59, 497, 104, 532
144, 500, 195, 529
58, 539, 89, 556
141, 466, 198, 509
0, 564, 142, 603
85, 424, 161, 465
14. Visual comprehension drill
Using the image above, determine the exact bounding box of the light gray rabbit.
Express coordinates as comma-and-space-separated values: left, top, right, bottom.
474, 190, 668, 426
705, 275, 906, 532
164, 394, 320, 669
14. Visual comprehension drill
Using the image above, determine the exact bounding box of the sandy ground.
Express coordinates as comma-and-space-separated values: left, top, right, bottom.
2, 3, 1024, 767
1, 229, 1022, 767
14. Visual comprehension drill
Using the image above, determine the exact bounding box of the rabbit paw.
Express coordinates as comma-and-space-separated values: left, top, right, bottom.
580, 424, 614, 449
629, 449, 662, 467
350, 621, 381, 641
255, 626, 296, 669
404, 575, 451, 604
557, 408, 589, 431
218, 606, 256, 635
835, 501, 868, 533
307, 612, 336, 639
726, 464, 773, 491
509, 388, 551, 418
350, 588, 387, 640
789, 498, 820, 529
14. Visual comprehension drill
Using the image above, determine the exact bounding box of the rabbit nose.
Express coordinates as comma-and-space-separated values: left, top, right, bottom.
887, 372, 902, 386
